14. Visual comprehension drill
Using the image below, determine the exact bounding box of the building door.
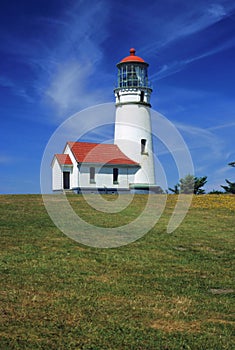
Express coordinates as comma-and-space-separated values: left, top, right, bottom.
63, 171, 70, 189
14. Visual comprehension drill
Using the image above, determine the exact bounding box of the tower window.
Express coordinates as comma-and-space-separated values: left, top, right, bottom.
113, 168, 119, 184
140, 91, 144, 102
117, 91, 120, 102
90, 167, 95, 183
141, 139, 147, 154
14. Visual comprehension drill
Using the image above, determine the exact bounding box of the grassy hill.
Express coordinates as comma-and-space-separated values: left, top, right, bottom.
0, 194, 234, 349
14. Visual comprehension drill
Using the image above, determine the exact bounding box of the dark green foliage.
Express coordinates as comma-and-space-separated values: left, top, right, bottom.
221, 179, 235, 194
168, 184, 179, 194
169, 175, 207, 194
208, 190, 225, 194
194, 176, 207, 194
179, 174, 195, 194
228, 161, 235, 167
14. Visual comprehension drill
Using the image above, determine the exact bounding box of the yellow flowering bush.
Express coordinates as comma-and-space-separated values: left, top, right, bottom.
191, 194, 235, 210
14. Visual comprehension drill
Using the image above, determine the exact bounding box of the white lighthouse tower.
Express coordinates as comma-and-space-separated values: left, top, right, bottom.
114, 48, 156, 189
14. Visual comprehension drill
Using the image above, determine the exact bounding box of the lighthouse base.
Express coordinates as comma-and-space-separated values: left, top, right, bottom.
59, 185, 163, 195
129, 184, 163, 194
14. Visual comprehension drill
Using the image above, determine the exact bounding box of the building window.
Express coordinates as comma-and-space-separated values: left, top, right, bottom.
141, 139, 147, 154
113, 168, 119, 184
90, 167, 95, 183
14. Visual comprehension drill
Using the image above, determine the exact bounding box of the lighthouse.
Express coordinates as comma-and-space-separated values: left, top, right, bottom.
52, 48, 161, 194
114, 48, 156, 188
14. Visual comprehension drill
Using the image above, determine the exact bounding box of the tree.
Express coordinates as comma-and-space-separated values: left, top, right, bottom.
179, 174, 195, 194
194, 176, 207, 194
168, 175, 207, 194
168, 184, 179, 194
220, 162, 235, 194
208, 189, 224, 194
221, 179, 235, 194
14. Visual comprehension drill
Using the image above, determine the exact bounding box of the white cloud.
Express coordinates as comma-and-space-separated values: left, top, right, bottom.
175, 121, 221, 149
141, 1, 235, 82
46, 60, 108, 116
172, 121, 225, 173
171, 3, 226, 39
208, 121, 235, 131
168, 119, 235, 190
205, 164, 235, 192
36, 0, 111, 118
142, 1, 235, 56
150, 36, 235, 81
208, 3, 226, 18
0, 76, 33, 102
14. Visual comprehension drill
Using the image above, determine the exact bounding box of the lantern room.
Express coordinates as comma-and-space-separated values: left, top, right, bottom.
116, 48, 151, 89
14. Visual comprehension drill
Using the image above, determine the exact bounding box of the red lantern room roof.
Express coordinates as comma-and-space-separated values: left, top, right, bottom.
120, 48, 146, 63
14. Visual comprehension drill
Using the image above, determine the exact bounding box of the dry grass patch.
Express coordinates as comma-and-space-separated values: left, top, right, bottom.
150, 319, 201, 333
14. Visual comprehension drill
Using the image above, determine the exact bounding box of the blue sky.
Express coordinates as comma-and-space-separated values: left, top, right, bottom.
1, 0, 235, 194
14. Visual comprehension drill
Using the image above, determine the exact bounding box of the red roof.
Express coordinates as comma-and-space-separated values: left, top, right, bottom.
67, 141, 138, 166
55, 154, 73, 165
120, 48, 145, 63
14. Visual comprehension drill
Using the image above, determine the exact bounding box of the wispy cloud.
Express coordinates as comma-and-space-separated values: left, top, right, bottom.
136, 1, 235, 81
208, 3, 226, 18
141, 1, 235, 56
41, 1, 111, 117
175, 121, 223, 155
150, 36, 235, 81
206, 163, 235, 191
208, 121, 235, 131
171, 119, 235, 188
167, 2, 228, 40
0, 76, 33, 102
45, 60, 108, 116
1, 1, 111, 119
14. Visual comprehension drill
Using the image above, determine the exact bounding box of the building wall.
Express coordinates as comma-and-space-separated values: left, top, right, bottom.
52, 157, 74, 191
52, 159, 63, 190
63, 145, 79, 189
78, 165, 137, 189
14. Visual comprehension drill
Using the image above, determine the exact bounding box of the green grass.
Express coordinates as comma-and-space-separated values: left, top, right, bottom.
0, 194, 234, 349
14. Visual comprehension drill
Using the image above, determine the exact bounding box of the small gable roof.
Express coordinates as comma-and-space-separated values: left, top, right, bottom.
55, 154, 73, 165
67, 141, 139, 166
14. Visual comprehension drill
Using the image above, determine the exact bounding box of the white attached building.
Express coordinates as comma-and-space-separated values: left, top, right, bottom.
52, 141, 140, 193
52, 49, 161, 193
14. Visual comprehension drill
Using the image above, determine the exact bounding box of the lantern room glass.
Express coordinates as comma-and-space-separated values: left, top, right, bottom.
117, 64, 149, 88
